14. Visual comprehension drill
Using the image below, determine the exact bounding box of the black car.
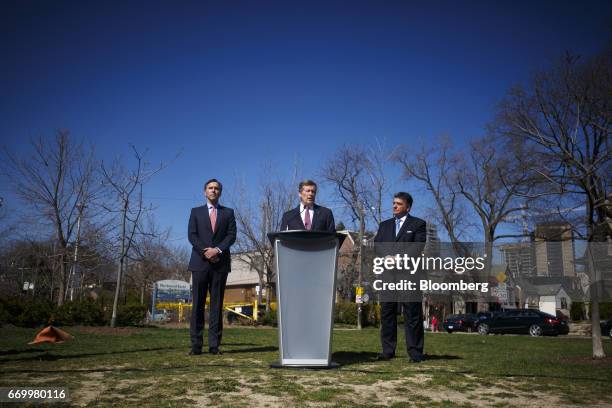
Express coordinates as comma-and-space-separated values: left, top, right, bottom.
601, 319, 612, 339
443, 314, 479, 333
477, 309, 569, 337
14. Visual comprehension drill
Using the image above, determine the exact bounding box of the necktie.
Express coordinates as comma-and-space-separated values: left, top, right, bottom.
395, 218, 401, 236
304, 206, 312, 230
210, 206, 217, 233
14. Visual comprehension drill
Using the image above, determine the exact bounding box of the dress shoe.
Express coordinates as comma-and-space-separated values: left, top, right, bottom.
409, 356, 425, 363
209, 348, 223, 355
188, 350, 202, 356
376, 353, 395, 361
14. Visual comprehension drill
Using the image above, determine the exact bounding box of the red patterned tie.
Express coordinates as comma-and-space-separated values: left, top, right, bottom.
304, 206, 312, 230
210, 206, 217, 233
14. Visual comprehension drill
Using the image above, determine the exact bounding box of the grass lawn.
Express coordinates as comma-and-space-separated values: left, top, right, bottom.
0, 325, 611, 407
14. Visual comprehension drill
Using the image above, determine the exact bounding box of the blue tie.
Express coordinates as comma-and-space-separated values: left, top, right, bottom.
395, 218, 401, 236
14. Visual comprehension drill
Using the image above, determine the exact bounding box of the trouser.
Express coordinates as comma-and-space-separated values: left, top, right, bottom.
190, 268, 228, 351
380, 301, 424, 359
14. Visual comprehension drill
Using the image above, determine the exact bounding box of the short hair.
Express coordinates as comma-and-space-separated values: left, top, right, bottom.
298, 180, 317, 192
394, 192, 413, 207
204, 178, 223, 192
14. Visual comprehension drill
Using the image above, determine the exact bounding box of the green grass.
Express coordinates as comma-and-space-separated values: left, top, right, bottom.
0, 326, 610, 407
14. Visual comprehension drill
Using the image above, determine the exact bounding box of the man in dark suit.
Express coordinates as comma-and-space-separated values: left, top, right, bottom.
188, 178, 236, 355
280, 179, 335, 232
374, 192, 427, 362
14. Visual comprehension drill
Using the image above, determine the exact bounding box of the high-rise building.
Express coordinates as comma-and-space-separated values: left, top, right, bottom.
425, 222, 440, 256
534, 222, 575, 277
500, 242, 536, 277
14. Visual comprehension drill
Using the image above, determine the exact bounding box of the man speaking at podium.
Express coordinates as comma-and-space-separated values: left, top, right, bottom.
281, 180, 335, 232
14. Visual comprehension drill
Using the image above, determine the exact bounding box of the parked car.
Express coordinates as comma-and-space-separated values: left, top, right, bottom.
601, 319, 612, 339
443, 314, 479, 333
477, 309, 569, 337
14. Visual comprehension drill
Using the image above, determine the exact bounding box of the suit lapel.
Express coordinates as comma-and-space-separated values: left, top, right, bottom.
202, 205, 213, 235
310, 204, 318, 229
213, 205, 225, 238
296, 206, 306, 229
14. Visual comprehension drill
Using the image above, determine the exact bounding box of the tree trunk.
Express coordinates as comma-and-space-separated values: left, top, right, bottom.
111, 202, 128, 327
265, 283, 272, 314
257, 276, 264, 305
587, 248, 606, 358
57, 252, 66, 306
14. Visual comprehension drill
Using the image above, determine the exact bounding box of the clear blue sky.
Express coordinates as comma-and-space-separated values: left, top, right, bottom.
1, 1, 611, 244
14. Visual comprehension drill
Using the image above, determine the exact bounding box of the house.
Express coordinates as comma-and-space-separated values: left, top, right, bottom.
515, 279, 577, 317
225, 252, 274, 304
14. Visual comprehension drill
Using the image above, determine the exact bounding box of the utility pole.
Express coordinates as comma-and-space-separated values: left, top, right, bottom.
260, 203, 267, 306
357, 201, 365, 330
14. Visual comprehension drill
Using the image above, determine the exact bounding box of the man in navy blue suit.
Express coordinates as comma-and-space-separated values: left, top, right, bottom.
374, 192, 427, 362
280, 180, 335, 232
188, 179, 236, 355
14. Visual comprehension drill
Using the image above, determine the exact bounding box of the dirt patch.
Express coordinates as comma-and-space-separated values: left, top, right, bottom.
74, 374, 107, 406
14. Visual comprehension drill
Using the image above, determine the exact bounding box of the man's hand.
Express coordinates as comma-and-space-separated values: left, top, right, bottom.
204, 247, 221, 260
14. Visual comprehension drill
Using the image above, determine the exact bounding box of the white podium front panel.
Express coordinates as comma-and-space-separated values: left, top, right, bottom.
274, 234, 338, 366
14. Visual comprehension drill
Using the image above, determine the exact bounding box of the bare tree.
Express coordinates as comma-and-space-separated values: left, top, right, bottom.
495, 51, 611, 358
455, 134, 540, 262
320, 144, 387, 328
393, 137, 472, 255
366, 139, 391, 225
1, 131, 97, 305
232, 165, 296, 313
128, 214, 173, 304
100, 145, 166, 327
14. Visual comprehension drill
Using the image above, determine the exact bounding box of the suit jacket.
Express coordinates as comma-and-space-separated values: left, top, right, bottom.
374, 214, 427, 244
375, 214, 427, 300
188, 204, 237, 272
280, 204, 335, 233
374, 214, 427, 259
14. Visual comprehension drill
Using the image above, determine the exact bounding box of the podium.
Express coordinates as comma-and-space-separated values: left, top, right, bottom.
267, 230, 346, 368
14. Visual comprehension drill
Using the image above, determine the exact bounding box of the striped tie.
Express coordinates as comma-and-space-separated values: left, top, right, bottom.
304, 206, 312, 230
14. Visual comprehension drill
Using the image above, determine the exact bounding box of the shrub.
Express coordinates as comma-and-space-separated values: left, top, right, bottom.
259, 309, 277, 327
570, 301, 612, 321
334, 302, 379, 327
335, 302, 358, 325
0, 297, 24, 326
56, 299, 106, 326
570, 301, 585, 321
599, 302, 612, 320
116, 303, 148, 326
16, 300, 56, 327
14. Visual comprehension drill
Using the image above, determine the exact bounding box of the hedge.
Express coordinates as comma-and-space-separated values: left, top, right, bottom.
0, 297, 146, 327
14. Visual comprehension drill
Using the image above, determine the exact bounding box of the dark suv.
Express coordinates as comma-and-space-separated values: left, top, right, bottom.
443, 314, 479, 333
477, 309, 569, 337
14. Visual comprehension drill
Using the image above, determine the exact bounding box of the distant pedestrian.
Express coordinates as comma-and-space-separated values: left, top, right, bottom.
431, 315, 438, 333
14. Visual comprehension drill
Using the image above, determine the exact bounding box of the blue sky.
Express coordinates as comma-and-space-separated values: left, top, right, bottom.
1, 1, 611, 245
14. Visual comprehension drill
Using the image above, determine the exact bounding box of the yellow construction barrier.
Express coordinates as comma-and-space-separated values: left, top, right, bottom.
155, 300, 264, 323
